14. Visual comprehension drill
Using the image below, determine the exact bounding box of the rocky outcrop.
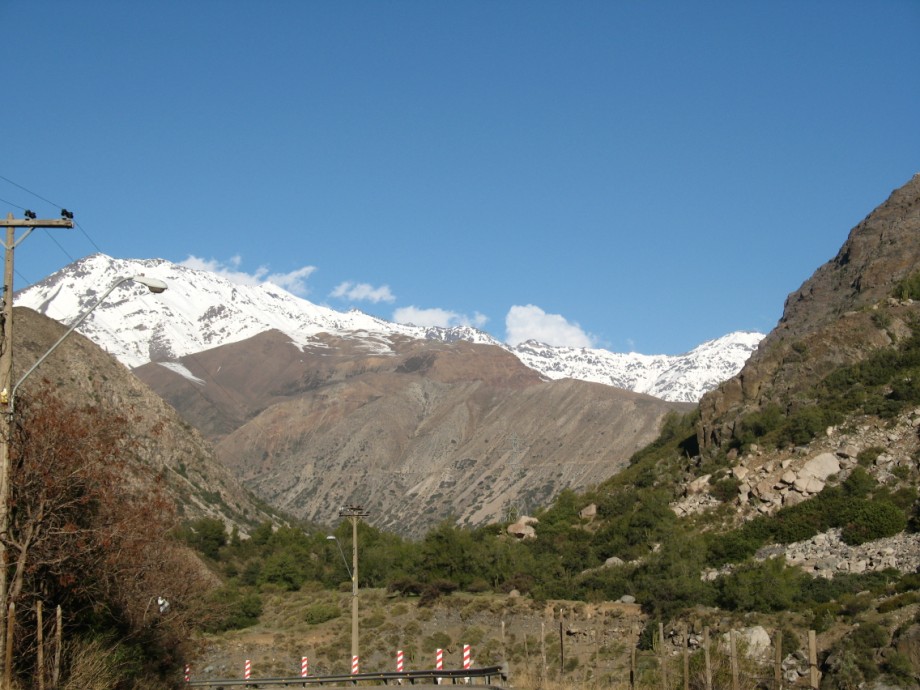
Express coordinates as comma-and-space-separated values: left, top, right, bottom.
699, 175, 920, 450
780, 529, 920, 577
507, 516, 539, 540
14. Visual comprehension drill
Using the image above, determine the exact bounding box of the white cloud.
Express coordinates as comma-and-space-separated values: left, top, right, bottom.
180, 255, 316, 296
330, 281, 396, 304
505, 304, 596, 348
394, 306, 488, 329
265, 266, 317, 296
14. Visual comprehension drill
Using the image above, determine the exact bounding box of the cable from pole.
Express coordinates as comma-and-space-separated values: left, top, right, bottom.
0, 174, 102, 268
0, 175, 61, 209
0, 199, 26, 213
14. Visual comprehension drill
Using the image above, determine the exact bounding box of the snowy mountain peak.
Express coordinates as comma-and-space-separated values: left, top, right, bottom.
15, 254, 763, 402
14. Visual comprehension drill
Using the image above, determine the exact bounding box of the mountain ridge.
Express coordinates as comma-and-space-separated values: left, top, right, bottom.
15, 254, 762, 403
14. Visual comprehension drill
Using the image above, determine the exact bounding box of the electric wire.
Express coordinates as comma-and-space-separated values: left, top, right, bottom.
0, 174, 272, 430
0, 174, 106, 282
0, 196, 26, 212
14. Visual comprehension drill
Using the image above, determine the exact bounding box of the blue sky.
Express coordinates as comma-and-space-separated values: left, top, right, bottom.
2, 1, 918, 355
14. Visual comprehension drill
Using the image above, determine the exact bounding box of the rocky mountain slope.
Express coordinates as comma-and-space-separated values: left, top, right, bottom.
15, 254, 761, 403
699, 173, 920, 449
134, 328, 691, 537
9, 307, 271, 531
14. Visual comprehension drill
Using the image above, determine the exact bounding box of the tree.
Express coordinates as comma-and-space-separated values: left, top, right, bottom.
5, 387, 212, 687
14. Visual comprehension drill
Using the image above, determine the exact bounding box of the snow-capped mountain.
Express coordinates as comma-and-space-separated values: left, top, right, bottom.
15, 254, 763, 402
513, 331, 765, 403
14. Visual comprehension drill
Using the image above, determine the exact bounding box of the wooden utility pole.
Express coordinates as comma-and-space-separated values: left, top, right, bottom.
0, 213, 72, 688
338, 505, 368, 675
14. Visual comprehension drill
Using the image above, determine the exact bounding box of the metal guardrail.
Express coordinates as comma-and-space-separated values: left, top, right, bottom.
186, 663, 509, 688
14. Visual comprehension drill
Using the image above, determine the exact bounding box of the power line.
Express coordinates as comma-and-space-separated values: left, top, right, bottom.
0, 198, 25, 212
0, 174, 61, 209
0, 174, 101, 268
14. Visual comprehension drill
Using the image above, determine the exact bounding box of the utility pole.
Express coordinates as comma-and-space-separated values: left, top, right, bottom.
338, 504, 368, 675
0, 211, 73, 688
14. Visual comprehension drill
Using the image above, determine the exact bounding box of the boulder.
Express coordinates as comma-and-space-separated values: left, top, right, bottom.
800, 453, 840, 481
579, 503, 597, 519
837, 444, 860, 459
783, 491, 806, 508
688, 475, 711, 495
794, 476, 825, 494
507, 517, 538, 539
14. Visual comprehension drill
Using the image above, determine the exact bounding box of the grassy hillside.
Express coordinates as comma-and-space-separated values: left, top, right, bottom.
182, 316, 920, 688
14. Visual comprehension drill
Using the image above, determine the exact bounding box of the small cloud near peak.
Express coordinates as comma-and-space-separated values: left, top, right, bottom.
394, 306, 488, 329
180, 255, 316, 296
331, 281, 396, 304
505, 304, 595, 348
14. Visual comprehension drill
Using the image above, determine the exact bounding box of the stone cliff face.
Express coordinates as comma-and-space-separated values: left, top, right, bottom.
136, 330, 690, 537
699, 174, 920, 449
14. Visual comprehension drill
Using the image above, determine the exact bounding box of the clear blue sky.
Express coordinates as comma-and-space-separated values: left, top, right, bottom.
2, 1, 918, 355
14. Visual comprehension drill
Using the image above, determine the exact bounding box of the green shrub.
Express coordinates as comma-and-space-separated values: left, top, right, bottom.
841, 500, 907, 545
877, 592, 920, 613
882, 650, 915, 684
710, 476, 741, 502
204, 587, 262, 632
892, 271, 920, 300
857, 446, 886, 467
304, 603, 340, 625
715, 558, 807, 612
422, 631, 452, 653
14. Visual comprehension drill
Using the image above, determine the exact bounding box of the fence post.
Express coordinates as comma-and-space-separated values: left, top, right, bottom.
682, 623, 689, 690
36, 601, 44, 690
774, 629, 783, 690
541, 621, 547, 682
730, 629, 740, 690
630, 640, 636, 690
658, 622, 668, 690
808, 630, 819, 689
559, 608, 565, 678
52, 605, 62, 689
703, 626, 712, 690
4, 602, 14, 690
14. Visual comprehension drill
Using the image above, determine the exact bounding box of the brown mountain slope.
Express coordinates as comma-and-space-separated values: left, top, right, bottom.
136, 331, 689, 536
699, 173, 920, 448
11, 307, 270, 528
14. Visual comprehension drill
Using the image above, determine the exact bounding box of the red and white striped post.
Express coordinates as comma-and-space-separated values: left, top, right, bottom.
396, 649, 404, 673
463, 644, 472, 683
301, 656, 309, 677
351, 654, 360, 675
436, 648, 443, 685
244, 659, 251, 680
184, 664, 190, 683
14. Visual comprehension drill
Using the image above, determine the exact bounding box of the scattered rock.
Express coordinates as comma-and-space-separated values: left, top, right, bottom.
800, 453, 840, 481
579, 503, 597, 520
